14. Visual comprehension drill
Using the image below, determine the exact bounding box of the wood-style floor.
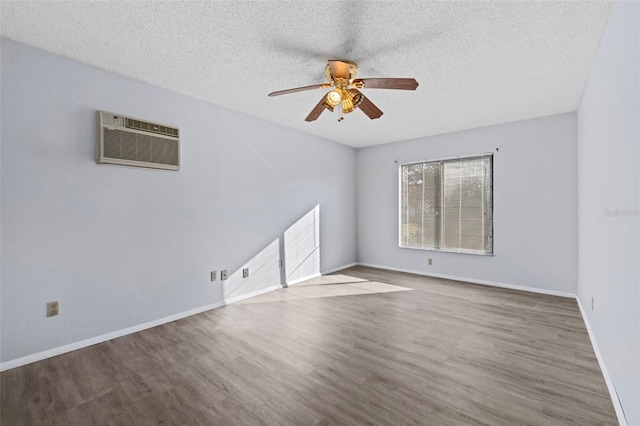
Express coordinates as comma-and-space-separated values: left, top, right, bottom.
1, 266, 617, 425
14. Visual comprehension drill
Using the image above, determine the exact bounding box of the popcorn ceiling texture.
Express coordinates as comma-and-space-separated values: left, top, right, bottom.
0, 1, 613, 148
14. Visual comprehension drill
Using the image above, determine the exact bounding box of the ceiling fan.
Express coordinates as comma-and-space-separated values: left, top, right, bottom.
268, 60, 419, 122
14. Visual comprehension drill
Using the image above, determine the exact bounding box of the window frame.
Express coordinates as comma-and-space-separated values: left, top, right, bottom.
398, 153, 494, 256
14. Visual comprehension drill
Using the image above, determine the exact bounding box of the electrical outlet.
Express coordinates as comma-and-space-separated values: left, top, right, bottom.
221, 270, 228, 280
278, 259, 283, 268
210, 271, 217, 281
428, 258, 433, 265
591, 296, 594, 311
46, 301, 59, 317
242, 268, 249, 278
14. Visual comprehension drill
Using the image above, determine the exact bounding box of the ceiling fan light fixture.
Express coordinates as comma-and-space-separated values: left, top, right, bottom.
352, 92, 364, 108
326, 90, 342, 107
270, 60, 418, 123
341, 90, 363, 114
342, 95, 355, 114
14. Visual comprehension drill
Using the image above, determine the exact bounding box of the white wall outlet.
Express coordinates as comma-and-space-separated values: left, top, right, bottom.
46, 301, 59, 317
221, 270, 228, 280
210, 271, 217, 281
242, 268, 249, 278
428, 258, 433, 265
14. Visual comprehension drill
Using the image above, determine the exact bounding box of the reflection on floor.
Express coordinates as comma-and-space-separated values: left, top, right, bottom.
237, 274, 413, 304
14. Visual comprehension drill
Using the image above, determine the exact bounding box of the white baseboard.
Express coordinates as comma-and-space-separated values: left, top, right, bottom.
576, 297, 627, 426
2, 263, 362, 371
356, 262, 576, 298
322, 262, 358, 275
0, 300, 221, 372
0, 262, 579, 370
356, 262, 623, 423
0, 284, 283, 372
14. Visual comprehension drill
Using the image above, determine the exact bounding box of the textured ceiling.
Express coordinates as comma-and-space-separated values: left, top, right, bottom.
1, 1, 613, 148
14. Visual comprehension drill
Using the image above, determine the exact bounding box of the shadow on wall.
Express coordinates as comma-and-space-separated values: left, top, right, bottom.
222, 205, 321, 303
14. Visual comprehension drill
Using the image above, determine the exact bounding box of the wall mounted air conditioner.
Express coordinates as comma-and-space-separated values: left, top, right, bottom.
97, 111, 180, 171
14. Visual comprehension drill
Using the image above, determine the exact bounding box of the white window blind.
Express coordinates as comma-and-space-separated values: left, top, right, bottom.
400, 155, 493, 254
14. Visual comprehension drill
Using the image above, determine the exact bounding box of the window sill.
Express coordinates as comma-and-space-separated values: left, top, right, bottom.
399, 245, 494, 256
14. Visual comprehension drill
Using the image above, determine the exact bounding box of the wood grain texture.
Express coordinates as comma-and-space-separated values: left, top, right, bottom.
305, 96, 329, 122
268, 84, 326, 97
353, 89, 383, 120
354, 78, 419, 90
1, 266, 617, 425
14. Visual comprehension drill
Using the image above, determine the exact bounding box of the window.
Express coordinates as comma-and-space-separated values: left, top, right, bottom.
400, 154, 493, 254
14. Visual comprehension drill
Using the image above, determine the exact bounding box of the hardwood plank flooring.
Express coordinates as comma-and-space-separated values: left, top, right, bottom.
1, 266, 617, 425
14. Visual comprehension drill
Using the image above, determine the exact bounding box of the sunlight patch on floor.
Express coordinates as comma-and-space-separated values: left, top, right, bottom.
236, 274, 413, 304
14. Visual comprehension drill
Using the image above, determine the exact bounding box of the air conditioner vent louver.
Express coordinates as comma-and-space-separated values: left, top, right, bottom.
97, 111, 180, 171
125, 118, 179, 137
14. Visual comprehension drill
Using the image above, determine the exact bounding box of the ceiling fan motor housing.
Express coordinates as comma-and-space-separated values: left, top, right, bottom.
325, 61, 358, 83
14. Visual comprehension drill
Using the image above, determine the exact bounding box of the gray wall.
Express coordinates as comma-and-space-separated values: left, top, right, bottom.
0, 39, 357, 364
577, 1, 639, 424
357, 113, 578, 295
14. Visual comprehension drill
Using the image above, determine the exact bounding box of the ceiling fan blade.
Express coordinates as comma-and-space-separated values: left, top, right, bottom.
268, 83, 328, 97
352, 89, 383, 119
328, 60, 352, 80
353, 78, 419, 90
305, 95, 331, 122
